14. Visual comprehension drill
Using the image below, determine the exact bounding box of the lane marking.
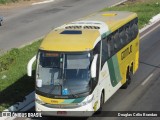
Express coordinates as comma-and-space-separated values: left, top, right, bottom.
140, 23, 160, 39
32, 0, 54, 5
141, 73, 153, 86
109, 0, 128, 8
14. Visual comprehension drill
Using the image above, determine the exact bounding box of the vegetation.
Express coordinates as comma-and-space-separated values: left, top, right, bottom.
1, 0, 21, 4
102, 0, 160, 28
0, 0, 32, 4
0, 40, 41, 111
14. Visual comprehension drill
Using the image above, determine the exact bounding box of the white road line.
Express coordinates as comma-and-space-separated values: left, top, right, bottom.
32, 0, 54, 5
141, 74, 154, 86
109, 0, 128, 8
140, 23, 160, 39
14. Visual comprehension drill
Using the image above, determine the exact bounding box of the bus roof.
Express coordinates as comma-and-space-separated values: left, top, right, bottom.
40, 11, 137, 52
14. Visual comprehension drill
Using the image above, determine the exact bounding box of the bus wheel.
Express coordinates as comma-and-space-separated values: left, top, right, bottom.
96, 92, 104, 114
121, 73, 131, 89
127, 72, 133, 85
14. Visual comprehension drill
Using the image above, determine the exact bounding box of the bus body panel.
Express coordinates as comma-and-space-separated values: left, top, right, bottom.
27, 11, 139, 116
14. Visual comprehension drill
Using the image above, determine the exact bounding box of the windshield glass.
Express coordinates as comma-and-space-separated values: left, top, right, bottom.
36, 51, 91, 97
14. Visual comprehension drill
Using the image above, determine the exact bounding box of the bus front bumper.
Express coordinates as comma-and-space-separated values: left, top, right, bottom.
35, 102, 95, 117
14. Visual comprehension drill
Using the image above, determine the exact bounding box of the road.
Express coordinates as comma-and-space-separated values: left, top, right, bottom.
0, 0, 124, 54
24, 22, 160, 120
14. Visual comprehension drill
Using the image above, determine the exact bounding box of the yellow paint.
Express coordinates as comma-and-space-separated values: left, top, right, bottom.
40, 29, 100, 51
102, 13, 117, 16
116, 35, 139, 85
135, 51, 139, 72
82, 11, 137, 32
38, 95, 64, 104
40, 11, 137, 52
93, 101, 98, 111
107, 13, 137, 32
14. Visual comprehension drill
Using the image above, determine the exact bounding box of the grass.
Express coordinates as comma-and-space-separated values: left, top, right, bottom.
0, 40, 41, 111
0, 0, 20, 4
0, 0, 30, 4
0, 0, 160, 111
102, 0, 160, 28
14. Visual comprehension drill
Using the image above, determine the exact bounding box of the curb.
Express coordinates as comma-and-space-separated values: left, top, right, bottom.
109, 0, 128, 8
140, 14, 160, 33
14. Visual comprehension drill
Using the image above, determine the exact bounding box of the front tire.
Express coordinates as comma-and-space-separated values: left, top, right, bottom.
96, 92, 104, 114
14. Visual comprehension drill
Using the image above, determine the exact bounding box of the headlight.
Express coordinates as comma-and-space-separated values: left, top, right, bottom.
78, 95, 94, 106
36, 99, 45, 105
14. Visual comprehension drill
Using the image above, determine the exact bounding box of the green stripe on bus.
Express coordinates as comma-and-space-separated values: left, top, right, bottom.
72, 97, 85, 103
107, 55, 122, 87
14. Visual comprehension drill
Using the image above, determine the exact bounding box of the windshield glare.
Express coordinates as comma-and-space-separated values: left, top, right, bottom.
36, 51, 91, 97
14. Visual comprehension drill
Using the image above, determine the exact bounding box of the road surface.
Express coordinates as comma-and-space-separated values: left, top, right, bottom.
0, 0, 124, 54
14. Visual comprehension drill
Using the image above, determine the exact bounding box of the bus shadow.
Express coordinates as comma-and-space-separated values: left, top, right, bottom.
0, 70, 35, 111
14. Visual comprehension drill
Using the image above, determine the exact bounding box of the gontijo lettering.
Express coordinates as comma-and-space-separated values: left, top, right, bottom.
121, 45, 132, 60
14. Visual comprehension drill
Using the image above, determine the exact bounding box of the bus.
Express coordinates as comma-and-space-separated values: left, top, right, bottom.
27, 11, 139, 116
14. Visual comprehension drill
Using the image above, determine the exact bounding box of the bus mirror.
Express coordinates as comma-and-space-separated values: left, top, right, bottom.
91, 54, 98, 78
36, 79, 42, 87
27, 55, 36, 77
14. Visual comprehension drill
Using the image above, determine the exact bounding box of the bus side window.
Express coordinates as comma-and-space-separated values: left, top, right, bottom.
114, 31, 121, 50
131, 18, 138, 40
131, 24, 134, 40
125, 24, 130, 44
93, 41, 101, 55
132, 18, 138, 39
101, 37, 108, 68
112, 34, 118, 53
133, 23, 138, 38
119, 27, 125, 48
107, 36, 114, 57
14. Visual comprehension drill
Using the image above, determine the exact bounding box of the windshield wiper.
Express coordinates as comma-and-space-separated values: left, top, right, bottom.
48, 84, 62, 95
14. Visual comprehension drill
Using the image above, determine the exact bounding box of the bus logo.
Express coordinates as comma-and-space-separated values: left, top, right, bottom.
51, 100, 58, 104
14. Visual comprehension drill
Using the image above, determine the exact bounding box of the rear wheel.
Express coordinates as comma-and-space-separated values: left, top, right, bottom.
121, 72, 132, 89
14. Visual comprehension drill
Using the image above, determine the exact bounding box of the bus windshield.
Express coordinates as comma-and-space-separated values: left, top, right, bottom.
36, 51, 92, 97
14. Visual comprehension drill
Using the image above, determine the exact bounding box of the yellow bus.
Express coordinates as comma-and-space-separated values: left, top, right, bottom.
27, 11, 139, 116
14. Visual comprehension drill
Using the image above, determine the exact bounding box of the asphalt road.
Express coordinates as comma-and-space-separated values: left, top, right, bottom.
24, 23, 160, 120
0, 0, 124, 54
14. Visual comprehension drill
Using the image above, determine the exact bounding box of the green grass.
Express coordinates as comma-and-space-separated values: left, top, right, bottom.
0, 0, 31, 4
0, 0, 160, 111
102, 0, 160, 28
0, 40, 41, 111
0, 0, 19, 4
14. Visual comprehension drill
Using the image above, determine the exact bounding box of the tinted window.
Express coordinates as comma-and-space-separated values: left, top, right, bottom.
119, 27, 126, 47
107, 35, 114, 57
93, 41, 101, 55
101, 38, 108, 68
114, 32, 121, 50
104, 17, 138, 58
